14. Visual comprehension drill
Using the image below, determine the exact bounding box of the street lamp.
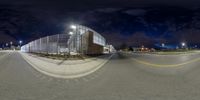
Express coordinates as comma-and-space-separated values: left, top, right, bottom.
19, 40, 23, 46
162, 43, 165, 47
70, 24, 79, 53
6, 43, 8, 47
10, 41, 13, 45
68, 31, 74, 56
70, 25, 77, 29
70, 24, 83, 55
181, 42, 187, 50
10, 41, 13, 50
69, 32, 73, 35
182, 42, 186, 47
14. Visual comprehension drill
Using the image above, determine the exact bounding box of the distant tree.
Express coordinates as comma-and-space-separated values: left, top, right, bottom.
128, 46, 133, 51
119, 42, 128, 50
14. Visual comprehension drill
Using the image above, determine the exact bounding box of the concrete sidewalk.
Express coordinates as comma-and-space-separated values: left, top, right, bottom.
20, 52, 114, 79
28, 53, 110, 65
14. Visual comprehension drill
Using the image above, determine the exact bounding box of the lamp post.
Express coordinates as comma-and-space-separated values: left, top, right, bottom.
70, 24, 78, 54
10, 41, 13, 46
181, 42, 187, 51
68, 31, 74, 56
181, 42, 186, 49
6, 43, 8, 47
161, 43, 165, 51
182, 42, 185, 47
10, 41, 13, 50
162, 43, 165, 47
70, 24, 84, 55
19, 40, 23, 47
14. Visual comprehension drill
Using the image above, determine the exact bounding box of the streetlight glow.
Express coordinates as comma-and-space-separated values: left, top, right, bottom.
70, 25, 76, 29
182, 42, 185, 46
69, 32, 73, 35
162, 43, 165, 47
10, 41, 13, 45
19, 40, 23, 47
19, 40, 23, 44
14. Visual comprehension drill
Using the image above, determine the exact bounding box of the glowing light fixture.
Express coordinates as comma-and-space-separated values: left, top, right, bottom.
182, 42, 185, 46
69, 32, 73, 35
70, 25, 76, 29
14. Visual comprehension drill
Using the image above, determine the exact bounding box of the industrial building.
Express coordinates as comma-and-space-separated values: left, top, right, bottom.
68, 25, 106, 55
21, 24, 113, 55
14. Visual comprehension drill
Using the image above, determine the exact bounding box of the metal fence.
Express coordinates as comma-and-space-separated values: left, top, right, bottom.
21, 34, 69, 54
21, 25, 110, 55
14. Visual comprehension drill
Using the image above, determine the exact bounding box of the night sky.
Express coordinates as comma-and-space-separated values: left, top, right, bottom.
0, 0, 200, 48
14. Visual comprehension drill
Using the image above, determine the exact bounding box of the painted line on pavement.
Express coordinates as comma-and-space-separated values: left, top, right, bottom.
131, 57, 200, 68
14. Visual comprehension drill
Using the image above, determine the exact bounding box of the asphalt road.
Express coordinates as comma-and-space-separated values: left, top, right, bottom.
1, 51, 200, 100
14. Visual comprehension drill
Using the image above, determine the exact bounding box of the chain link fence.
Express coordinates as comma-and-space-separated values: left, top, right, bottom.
21, 25, 111, 55
21, 34, 69, 55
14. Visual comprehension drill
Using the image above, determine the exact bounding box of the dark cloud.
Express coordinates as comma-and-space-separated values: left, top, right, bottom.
1, 0, 200, 47
1, 0, 200, 10
124, 9, 146, 16
0, 32, 16, 43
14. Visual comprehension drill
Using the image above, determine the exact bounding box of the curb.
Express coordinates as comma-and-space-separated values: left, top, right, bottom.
20, 52, 114, 79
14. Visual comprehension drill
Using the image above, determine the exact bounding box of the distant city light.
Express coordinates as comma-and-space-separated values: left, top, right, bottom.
182, 42, 186, 46
19, 40, 23, 47
10, 41, 13, 45
142, 45, 144, 48
162, 43, 165, 47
